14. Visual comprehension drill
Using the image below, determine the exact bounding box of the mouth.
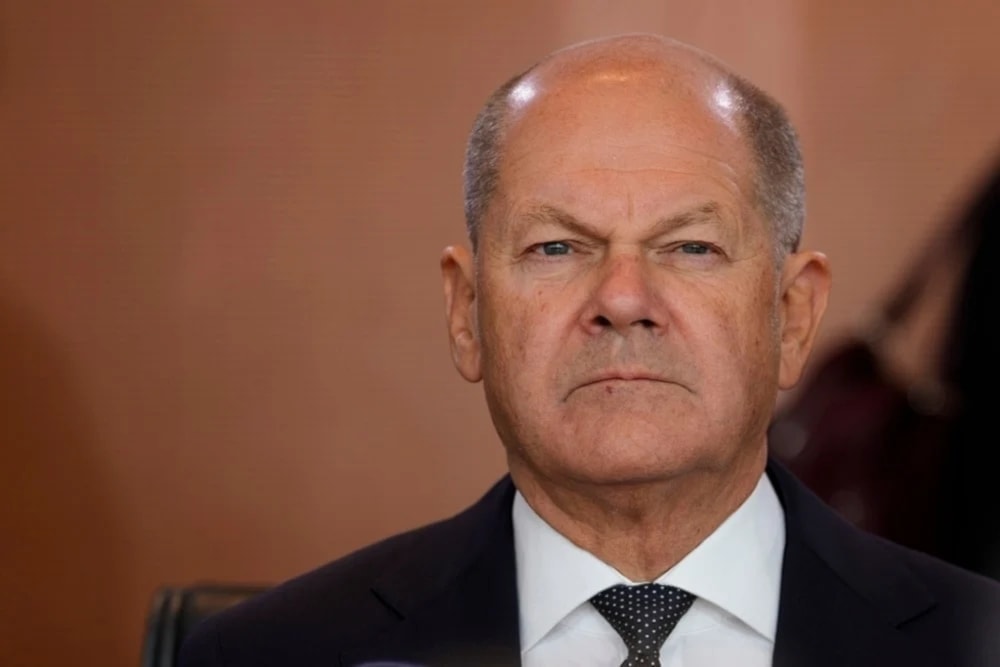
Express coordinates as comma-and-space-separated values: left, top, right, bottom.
567, 371, 678, 399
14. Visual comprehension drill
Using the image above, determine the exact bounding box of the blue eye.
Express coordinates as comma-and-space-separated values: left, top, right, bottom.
538, 241, 572, 256
678, 242, 712, 255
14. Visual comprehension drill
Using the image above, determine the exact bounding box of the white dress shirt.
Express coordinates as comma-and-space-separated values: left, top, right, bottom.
513, 473, 785, 666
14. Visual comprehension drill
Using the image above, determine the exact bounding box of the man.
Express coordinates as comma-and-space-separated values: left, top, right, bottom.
179, 33, 1000, 666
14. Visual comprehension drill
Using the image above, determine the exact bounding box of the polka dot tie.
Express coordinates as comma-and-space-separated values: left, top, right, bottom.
590, 583, 696, 667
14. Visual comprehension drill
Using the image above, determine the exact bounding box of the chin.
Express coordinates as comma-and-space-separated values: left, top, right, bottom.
555, 433, 716, 487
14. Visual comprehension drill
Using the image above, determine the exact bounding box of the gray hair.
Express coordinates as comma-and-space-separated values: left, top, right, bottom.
462, 66, 805, 258
462, 70, 528, 253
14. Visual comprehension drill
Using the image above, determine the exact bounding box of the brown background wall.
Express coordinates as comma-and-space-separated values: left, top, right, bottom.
2, 1, 998, 665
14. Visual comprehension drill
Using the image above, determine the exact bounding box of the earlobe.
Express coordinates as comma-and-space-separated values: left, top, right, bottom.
440, 245, 482, 383
777, 251, 832, 390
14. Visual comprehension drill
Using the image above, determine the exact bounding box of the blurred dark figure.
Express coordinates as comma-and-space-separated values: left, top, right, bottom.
769, 152, 999, 579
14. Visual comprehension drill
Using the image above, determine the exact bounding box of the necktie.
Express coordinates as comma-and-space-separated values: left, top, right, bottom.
590, 583, 696, 667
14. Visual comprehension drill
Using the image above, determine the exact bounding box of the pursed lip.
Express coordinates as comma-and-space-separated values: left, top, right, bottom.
567, 370, 676, 398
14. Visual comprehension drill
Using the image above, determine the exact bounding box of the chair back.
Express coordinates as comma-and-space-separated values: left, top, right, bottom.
140, 583, 269, 667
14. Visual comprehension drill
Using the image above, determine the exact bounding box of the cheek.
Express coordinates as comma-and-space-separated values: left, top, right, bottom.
726, 294, 784, 396
479, 292, 545, 381
695, 281, 781, 381
483, 286, 561, 350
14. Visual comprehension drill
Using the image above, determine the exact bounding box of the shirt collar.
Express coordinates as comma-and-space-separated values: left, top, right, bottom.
513, 472, 785, 651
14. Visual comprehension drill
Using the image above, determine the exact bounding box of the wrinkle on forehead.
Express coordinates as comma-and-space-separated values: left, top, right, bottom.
500, 154, 751, 216
504, 148, 745, 181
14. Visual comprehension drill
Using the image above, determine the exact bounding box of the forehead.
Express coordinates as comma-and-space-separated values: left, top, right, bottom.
493, 56, 756, 225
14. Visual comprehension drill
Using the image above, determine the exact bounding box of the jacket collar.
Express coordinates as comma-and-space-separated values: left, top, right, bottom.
342, 462, 942, 667
767, 459, 939, 667
340, 477, 521, 667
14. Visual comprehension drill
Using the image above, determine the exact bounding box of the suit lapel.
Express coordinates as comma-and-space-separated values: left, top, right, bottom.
768, 461, 939, 667
340, 477, 521, 667
341, 462, 947, 666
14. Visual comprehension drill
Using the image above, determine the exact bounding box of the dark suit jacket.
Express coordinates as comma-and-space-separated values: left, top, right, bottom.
179, 460, 1000, 666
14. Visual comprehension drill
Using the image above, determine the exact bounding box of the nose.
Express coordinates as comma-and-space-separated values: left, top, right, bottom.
582, 251, 662, 336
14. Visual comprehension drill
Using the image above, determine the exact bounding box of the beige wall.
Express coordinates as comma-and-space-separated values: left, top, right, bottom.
1, 2, 998, 664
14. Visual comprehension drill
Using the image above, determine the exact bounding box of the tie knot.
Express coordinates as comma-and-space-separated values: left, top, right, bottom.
590, 583, 695, 666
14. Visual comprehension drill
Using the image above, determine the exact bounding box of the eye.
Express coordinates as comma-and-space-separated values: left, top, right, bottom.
533, 241, 573, 256
677, 242, 713, 255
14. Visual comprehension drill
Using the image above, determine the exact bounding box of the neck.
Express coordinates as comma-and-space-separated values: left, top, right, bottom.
510, 448, 767, 581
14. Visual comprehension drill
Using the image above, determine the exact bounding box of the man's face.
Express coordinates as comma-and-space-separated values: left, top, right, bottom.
446, 60, 816, 489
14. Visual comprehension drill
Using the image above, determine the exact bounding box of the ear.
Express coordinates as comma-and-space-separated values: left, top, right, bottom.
440, 245, 482, 383
777, 250, 831, 390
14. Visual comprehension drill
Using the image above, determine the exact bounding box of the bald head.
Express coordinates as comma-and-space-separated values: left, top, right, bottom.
463, 34, 804, 257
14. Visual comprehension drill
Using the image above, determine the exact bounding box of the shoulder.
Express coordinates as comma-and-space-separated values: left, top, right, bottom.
178, 476, 515, 666
770, 459, 1000, 664
871, 534, 1000, 664
893, 539, 1000, 626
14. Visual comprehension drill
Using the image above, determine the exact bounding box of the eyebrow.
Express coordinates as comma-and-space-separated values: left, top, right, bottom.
520, 204, 599, 237
517, 202, 724, 238
654, 202, 724, 233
